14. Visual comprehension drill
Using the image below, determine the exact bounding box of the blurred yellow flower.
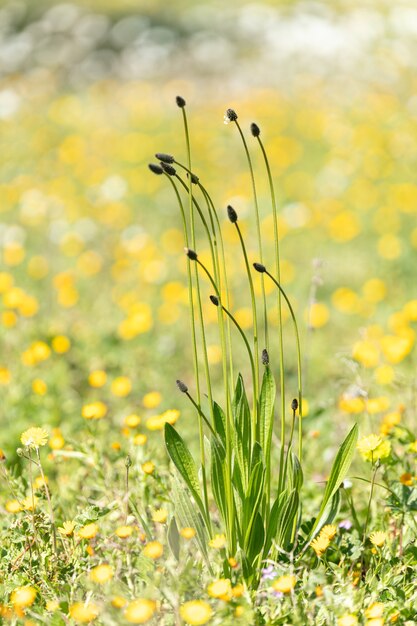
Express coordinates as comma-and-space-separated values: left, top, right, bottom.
180, 600, 212, 625
11, 586, 37, 608
32, 378, 47, 395
78, 523, 99, 539
58, 520, 75, 536
124, 414, 141, 428
143, 541, 163, 559
308, 302, 329, 329
21, 427, 48, 449
152, 508, 168, 523
82, 401, 107, 420
338, 616, 358, 626
207, 578, 232, 601
124, 599, 156, 623
272, 574, 296, 593
69, 601, 100, 623
365, 602, 384, 619
208, 533, 226, 549
0, 366, 11, 385
357, 434, 391, 462
141, 461, 155, 474
89, 564, 114, 584
88, 370, 107, 388
51, 335, 71, 353
115, 525, 134, 539
369, 531, 387, 547
180, 527, 196, 539
111, 376, 132, 397
400, 472, 413, 486
311, 533, 330, 558
142, 391, 162, 408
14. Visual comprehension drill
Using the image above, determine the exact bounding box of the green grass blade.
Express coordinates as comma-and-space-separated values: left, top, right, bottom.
308, 423, 358, 540
164, 423, 207, 523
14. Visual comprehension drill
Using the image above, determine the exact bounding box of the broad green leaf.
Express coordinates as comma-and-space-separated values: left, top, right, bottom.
243, 460, 265, 549
232, 374, 251, 452
167, 516, 180, 561
213, 401, 226, 445
288, 452, 303, 492
258, 366, 276, 452
263, 494, 281, 558
245, 511, 265, 577
308, 423, 358, 539
211, 437, 228, 525
164, 423, 206, 523
172, 475, 211, 569
276, 488, 299, 550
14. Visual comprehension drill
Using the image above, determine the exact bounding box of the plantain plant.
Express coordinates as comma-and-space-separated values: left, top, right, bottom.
149, 99, 358, 592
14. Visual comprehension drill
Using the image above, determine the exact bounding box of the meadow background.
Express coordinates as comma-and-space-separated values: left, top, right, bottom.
1, 0, 417, 623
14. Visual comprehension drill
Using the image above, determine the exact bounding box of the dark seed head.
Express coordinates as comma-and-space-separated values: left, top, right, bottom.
155, 153, 174, 164
185, 247, 198, 261
210, 295, 219, 306
250, 122, 260, 137
262, 348, 269, 365
253, 262, 266, 273
176, 95, 186, 108
176, 379, 188, 393
225, 108, 238, 122
160, 162, 176, 176
125, 455, 132, 468
148, 163, 164, 175
187, 172, 199, 184
227, 205, 238, 223
291, 398, 299, 412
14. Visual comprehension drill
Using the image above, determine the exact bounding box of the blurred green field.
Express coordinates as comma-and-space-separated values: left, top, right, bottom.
1, 1, 417, 624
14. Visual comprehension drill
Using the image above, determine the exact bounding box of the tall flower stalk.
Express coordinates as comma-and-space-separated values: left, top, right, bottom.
150, 102, 358, 593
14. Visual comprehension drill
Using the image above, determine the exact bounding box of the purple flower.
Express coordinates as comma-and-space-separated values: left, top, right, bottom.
261, 565, 276, 581
339, 519, 352, 530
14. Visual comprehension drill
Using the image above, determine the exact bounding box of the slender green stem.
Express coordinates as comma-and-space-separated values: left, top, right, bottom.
185, 391, 222, 443
361, 459, 379, 572
174, 160, 234, 404
234, 120, 269, 351
256, 134, 287, 484
262, 269, 303, 490
196, 258, 256, 408
36, 448, 57, 555
234, 222, 259, 440
163, 173, 211, 535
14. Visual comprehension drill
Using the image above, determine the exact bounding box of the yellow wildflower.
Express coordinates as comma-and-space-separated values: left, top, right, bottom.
143, 541, 163, 559
78, 523, 99, 539
11, 586, 37, 608
369, 531, 387, 547
20, 427, 48, 449
357, 434, 391, 462
180, 527, 196, 539
81, 401, 107, 420
311, 533, 330, 557
111, 376, 132, 397
338, 616, 358, 626
141, 461, 155, 474
400, 472, 413, 486
88, 370, 107, 387
207, 578, 232, 601
115, 525, 134, 539
180, 600, 212, 625
69, 601, 100, 623
152, 508, 168, 523
58, 520, 75, 536
208, 533, 226, 549
142, 391, 162, 408
272, 574, 296, 593
124, 599, 156, 623
89, 564, 114, 584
